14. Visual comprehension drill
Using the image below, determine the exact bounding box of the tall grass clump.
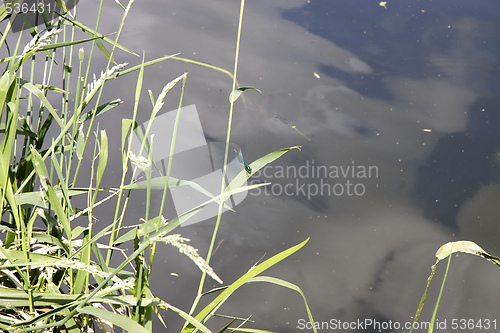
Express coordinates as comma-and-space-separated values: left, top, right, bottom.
0, 0, 316, 331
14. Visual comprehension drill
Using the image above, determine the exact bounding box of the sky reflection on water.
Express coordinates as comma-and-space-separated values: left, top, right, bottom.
71, 0, 500, 331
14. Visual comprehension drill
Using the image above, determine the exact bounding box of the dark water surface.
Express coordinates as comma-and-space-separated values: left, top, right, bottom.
27, 0, 500, 331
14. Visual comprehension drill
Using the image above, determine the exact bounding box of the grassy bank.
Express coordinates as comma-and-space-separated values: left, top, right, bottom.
0, 0, 316, 332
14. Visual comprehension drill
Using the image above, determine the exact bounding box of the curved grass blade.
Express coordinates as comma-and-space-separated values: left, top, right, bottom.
15, 188, 88, 207
165, 303, 213, 333
113, 53, 180, 78
216, 318, 237, 333
53, 0, 70, 14
30, 147, 72, 240
50, 147, 75, 214
79, 99, 122, 123
124, 176, 227, 199
95, 130, 108, 196
248, 276, 317, 333
78, 306, 150, 333
58, 14, 139, 57
229, 86, 262, 103
0, 254, 132, 289
114, 180, 269, 245
123, 175, 235, 212
181, 238, 309, 333
20, 79, 63, 128
15, 35, 110, 70
0, 288, 82, 308
410, 240, 500, 333
225, 146, 301, 195
0, 123, 36, 137
31, 232, 70, 255
171, 56, 235, 83
435, 240, 500, 266
113, 216, 166, 245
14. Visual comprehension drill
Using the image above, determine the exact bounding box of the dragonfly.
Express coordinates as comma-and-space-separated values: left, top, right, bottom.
234, 149, 252, 174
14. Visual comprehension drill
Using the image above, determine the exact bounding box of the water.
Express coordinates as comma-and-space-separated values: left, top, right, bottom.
14, 0, 500, 331
105, 0, 500, 331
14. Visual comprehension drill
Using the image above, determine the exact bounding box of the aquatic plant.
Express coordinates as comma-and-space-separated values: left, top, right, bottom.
0, 0, 316, 331
410, 240, 500, 333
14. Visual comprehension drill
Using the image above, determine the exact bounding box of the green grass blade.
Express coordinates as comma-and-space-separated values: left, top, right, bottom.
181, 238, 309, 333
0, 3, 8, 24
171, 56, 235, 83
30, 147, 72, 240
20, 79, 64, 128
113, 53, 180, 78
0, 78, 21, 228
15, 35, 110, 70
36, 112, 54, 148
76, 124, 85, 159
435, 240, 500, 265
198, 0, 246, 299
0, 288, 81, 308
59, 13, 139, 57
67, 217, 121, 262
10, 301, 77, 329
95, 39, 116, 65
12, 119, 37, 138
133, 227, 147, 323
121, 118, 134, 171
53, 0, 70, 14
32, 232, 70, 255
124, 175, 235, 212
78, 306, 150, 333
0, 255, 132, 289
94, 130, 108, 195
36, 35, 110, 52
0, 70, 15, 119
426, 253, 452, 333
0, 248, 59, 264
0, 73, 18, 169
113, 216, 166, 245
166, 303, 214, 333
50, 148, 74, 214
216, 318, 236, 333
79, 98, 122, 123
227, 329, 275, 333
228, 86, 262, 103
15, 188, 88, 207
248, 276, 316, 333
116, 181, 268, 246
225, 146, 301, 194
